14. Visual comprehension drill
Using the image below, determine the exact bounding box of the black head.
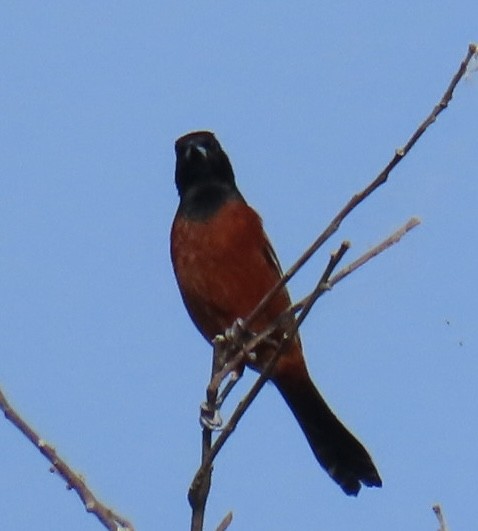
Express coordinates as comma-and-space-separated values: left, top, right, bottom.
174, 131, 243, 219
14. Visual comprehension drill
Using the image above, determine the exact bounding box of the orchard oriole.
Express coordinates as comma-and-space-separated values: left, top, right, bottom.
170, 131, 381, 495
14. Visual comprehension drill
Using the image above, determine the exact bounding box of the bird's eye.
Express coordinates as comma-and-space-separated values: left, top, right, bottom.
203, 140, 214, 153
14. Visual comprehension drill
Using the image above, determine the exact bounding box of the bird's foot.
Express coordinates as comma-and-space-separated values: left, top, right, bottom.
200, 402, 223, 431
224, 318, 247, 344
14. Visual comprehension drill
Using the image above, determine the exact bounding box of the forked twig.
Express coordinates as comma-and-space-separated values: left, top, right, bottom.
245, 43, 478, 332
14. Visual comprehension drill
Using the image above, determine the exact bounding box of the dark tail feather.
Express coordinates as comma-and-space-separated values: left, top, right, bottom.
273, 373, 382, 496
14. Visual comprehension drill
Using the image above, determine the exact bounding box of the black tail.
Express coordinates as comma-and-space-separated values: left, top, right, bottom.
273, 373, 382, 495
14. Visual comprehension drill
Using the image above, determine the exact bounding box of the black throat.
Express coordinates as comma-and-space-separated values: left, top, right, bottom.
177, 182, 244, 221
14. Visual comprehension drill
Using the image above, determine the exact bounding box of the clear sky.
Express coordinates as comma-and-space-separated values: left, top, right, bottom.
1, 3, 477, 530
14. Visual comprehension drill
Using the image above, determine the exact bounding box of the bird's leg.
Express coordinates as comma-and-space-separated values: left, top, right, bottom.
200, 363, 245, 430
199, 335, 227, 430
199, 321, 252, 430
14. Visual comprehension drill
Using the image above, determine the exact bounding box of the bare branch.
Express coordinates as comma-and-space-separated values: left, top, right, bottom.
190, 339, 230, 531
294, 241, 351, 330
244, 44, 477, 332
0, 386, 134, 531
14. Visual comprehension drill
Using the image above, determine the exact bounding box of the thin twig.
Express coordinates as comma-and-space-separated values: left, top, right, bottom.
433, 504, 449, 531
215, 511, 233, 531
294, 241, 350, 330
329, 217, 421, 288
244, 43, 477, 332
290, 218, 420, 314
0, 386, 134, 531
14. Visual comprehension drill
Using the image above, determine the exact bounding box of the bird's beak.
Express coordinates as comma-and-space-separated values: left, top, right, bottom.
185, 143, 208, 160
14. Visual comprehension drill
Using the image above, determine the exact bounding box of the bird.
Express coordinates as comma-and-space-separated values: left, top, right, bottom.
170, 130, 382, 496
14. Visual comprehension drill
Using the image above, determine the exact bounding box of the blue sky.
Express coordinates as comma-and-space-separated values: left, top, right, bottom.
1, 3, 477, 530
